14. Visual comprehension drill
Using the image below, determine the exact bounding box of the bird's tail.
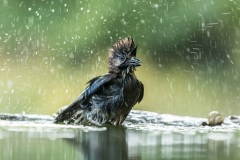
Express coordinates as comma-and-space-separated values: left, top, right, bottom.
54, 101, 86, 124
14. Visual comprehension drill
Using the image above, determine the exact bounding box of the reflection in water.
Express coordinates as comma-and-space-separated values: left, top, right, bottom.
0, 125, 240, 160
0, 116, 240, 160
0, 113, 240, 160
0, 124, 240, 160
66, 127, 128, 160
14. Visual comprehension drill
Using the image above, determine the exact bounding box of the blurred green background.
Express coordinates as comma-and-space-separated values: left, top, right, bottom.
0, 0, 240, 117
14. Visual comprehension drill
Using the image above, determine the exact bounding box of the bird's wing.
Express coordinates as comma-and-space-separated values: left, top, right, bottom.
55, 73, 118, 123
138, 81, 144, 103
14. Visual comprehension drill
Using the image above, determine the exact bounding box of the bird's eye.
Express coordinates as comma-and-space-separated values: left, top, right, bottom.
120, 56, 126, 61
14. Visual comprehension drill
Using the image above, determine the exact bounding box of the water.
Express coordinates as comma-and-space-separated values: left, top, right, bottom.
1, 124, 240, 160
1, 111, 240, 160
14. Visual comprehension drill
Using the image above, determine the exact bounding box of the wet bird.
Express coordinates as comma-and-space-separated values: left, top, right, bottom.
54, 37, 144, 126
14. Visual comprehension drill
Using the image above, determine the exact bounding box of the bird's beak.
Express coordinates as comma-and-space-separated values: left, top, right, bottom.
129, 57, 141, 67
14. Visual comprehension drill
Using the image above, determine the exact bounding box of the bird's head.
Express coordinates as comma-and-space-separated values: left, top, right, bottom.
108, 37, 141, 74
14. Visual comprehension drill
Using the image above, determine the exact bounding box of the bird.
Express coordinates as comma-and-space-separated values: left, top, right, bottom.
54, 37, 144, 126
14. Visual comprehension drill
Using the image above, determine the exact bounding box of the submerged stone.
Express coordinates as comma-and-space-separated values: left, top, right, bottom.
0, 110, 240, 132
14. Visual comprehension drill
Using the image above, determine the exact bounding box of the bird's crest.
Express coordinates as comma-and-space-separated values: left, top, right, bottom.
110, 37, 137, 57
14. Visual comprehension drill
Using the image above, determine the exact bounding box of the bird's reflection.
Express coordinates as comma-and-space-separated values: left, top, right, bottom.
63, 126, 240, 160
65, 126, 128, 160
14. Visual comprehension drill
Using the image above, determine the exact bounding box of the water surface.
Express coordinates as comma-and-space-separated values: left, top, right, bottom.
1, 111, 240, 160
